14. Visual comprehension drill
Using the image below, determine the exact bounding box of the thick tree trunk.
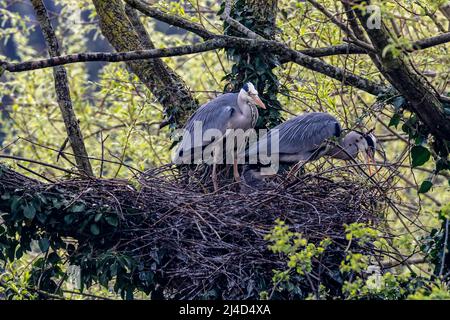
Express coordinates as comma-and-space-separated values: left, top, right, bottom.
31, 0, 93, 176
92, 0, 197, 128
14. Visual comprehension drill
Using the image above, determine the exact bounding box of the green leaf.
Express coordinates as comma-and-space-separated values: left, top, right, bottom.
90, 224, 100, 236
1, 193, 10, 200
64, 214, 76, 225
94, 213, 103, 222
69, 203, 85, 213
418, 180, 433, 194
105, 215, 118, 227
391, 96, 406, 110
411, 145, 431, 167
23, 203, 36, 220
11, 196, 21, 213
38, 238, 50, 252
389, 113, 401, 128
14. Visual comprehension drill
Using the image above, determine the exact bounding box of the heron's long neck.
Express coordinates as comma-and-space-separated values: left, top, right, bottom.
326, 141, 357, 160
237, 94, 252, 117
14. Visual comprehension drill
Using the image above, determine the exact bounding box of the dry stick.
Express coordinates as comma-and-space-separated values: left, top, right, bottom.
19, 137, 143, 175
0, 154, 78, 175
17, 163, 56, 183
30, 0, 93, 177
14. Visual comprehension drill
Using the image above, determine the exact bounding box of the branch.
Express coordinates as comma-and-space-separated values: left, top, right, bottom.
1, 36, 388, 96
306, 0, 376, 52
124, 0, 216, 39
121, 0, 450, 59
30, 0, 93, 177
93, 0, 198, 128
411, 32, 450, 51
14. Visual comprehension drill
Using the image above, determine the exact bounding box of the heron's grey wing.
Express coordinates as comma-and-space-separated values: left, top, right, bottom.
277, 112, 341, 154
247, 112, 341, 157
176, 93, 238, 157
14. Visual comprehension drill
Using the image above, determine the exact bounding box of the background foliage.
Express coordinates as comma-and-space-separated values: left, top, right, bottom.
0, 0, 449, 299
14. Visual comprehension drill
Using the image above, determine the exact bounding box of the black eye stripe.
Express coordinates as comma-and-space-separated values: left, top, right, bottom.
365, 135, 375, 151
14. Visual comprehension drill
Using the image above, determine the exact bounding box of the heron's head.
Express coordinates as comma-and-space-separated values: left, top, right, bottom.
239, 82, 266, 109
343, 131, 377, 174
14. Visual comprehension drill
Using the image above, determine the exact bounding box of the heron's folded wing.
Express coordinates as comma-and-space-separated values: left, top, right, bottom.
175, 93, 238, 157
247, 112, 341, 158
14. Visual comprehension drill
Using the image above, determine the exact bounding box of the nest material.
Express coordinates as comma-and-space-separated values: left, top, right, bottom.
0, 164, 385, 299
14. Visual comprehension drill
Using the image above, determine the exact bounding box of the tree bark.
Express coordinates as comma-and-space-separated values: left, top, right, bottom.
92, 0, 197, 128
1, 36, 389, 97
30, 0, 93, 176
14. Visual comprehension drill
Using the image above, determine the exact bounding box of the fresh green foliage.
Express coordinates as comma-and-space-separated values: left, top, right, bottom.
265, 219, 450, 300
1, 0, 449, 300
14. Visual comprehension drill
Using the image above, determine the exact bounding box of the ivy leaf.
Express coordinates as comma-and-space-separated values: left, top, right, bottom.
94, 213, 103, 222
418, 180, 433, 194
10, 196, 21, 214
411, 145, 431, 167
90, 224, 100, 236
38, 238, 50, 253
105, 216, 118, 227
391, 96, 406, 110
64, 214, 76, 225
23, 203, 36, 220
388, 113, 401, 128
69, 203, 85, 213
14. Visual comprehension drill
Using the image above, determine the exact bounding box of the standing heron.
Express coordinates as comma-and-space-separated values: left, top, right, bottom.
243, 112, 376, 183
173, 82, 266, 191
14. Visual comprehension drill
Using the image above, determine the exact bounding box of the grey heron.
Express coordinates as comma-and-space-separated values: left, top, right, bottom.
173, 82, 266, 191
243, 112, 376, 183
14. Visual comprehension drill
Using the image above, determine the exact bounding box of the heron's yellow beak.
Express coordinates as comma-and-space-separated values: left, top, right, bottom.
252, 96, 266, 109
364, 150, 376, 176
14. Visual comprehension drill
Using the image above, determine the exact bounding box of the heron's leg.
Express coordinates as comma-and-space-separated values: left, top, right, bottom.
211, 147, 221, 192
212, 162, 219, 192
233, 156, 241, 183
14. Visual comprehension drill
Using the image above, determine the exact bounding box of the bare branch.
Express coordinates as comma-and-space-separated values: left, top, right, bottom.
306, 0, 376, 52
124, 0, 215, 39
411, 32, 450, 50
1, 36, 388, 96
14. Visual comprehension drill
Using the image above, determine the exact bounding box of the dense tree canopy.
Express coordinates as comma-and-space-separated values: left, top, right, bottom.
0, 0, 449, 300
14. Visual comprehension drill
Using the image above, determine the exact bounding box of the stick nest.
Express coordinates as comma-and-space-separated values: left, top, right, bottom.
0, 164, 386, 299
